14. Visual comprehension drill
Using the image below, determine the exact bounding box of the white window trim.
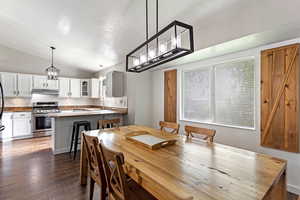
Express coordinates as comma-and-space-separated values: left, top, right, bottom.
180, 56, 256, 131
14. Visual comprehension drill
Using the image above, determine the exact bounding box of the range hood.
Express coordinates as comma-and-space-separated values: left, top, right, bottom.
31, 89, 59, 96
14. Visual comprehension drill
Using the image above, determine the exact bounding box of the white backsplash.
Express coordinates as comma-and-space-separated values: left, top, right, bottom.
4, 95, 98, 107
5, 95, 128, 108
99, 96, 128, 108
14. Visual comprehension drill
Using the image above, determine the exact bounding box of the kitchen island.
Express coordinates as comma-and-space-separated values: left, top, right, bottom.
48, 109, 126, 154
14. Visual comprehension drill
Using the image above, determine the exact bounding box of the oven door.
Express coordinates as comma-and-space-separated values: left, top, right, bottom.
32, 115, 54, 136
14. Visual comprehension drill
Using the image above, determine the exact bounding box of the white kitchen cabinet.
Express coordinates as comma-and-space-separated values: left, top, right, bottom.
0, 112, 13, 140
80, 79, 90, 97
90, 79, 100, 98
58, 78, 80, 98
70, 78, 81, 98
17, 74, 32, 97
59, 78, 70, 97
1, 72, 17, 97
33, 75, 47, 89
0, 73, 32, 97
33, 75, 58, 90
47, 79, 59, 90
12, 112, 32, 138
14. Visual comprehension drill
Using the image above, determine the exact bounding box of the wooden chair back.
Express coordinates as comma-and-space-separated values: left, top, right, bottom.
159, 121, 180, 134
185, 125, 216, 143
82, 133, 107, 187
99, 142, 128, 200
98, 118, 121, 129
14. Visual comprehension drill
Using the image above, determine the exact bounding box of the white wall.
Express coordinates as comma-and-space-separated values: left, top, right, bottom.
151, 38, 300, 195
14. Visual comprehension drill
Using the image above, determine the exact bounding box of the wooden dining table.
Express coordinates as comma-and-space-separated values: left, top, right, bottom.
80, 125, 287, 200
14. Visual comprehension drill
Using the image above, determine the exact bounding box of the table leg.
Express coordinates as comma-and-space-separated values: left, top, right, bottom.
263, 169, 287, 200
80, 132, 88, 185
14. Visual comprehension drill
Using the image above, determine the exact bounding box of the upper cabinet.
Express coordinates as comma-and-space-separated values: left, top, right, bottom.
59, 78, 70, 97
58, 78, 80, 98
90, 79, 100, 98
33, 75, 58, 90
80, 79, 90, 97
1, 72, 17, 97
17, 74, 32, 97
0, 73, 32, 97
105, 71, 124, 97
70, 78, 81, 98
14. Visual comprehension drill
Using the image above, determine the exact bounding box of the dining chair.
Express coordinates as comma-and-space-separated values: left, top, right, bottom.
82, 133, 107, 200
185, 125, 216, 143
97, 118, 121, 129
159, 121, 180, 134
98, 142, 157, 200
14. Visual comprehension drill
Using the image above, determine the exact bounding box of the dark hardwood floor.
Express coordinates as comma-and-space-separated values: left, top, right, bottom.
0, 137, 299, 200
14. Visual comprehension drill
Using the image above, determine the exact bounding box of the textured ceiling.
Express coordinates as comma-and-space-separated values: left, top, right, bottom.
0, 0, 239, 72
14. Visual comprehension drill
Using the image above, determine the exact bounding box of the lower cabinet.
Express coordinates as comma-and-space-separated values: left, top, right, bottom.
12, 112, 32, 138
0, 113, 13, 140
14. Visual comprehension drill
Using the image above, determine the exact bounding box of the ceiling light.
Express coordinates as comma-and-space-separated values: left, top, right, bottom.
58, 17, 71, 35
45, 47, 60, 80
126, 0, 194, 73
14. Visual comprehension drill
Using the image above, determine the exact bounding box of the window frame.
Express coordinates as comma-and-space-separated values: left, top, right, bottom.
180, 57, 256, 131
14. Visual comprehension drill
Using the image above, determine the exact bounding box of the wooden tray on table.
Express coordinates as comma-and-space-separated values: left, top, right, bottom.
125, 131, 177, 150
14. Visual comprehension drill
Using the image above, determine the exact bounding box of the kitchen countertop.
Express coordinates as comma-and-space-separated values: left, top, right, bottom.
48, 109, 123, 118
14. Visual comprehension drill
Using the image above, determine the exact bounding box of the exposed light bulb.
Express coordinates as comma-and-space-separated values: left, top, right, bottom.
159, 44, 167, 54
172, 35, 181, 49
140, 54, 147, 63
133, 58, 140, 66
148, 50, 156, 59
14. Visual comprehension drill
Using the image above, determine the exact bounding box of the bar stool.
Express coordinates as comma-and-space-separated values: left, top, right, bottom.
69, 120, 91, 160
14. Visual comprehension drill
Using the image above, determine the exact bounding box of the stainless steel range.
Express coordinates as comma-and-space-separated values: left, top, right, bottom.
32, 102, 60, 137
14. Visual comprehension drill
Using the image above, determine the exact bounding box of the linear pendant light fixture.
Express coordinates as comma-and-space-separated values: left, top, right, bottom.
45, 46, 60, 80
126, 0, 194, 73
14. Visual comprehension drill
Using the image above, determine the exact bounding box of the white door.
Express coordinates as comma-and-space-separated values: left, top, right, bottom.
70, 79, 81, 98
33, 75, 47, 89
18, 74, 32, 97
1, 73, 17, 97
47, 79, 59, 90
90, 79, 100, 98
12, 112, 32, 137
1, 113, 13, 140
59, 78, 70, 97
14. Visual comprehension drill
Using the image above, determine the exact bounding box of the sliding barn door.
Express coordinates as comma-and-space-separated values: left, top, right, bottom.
261, 44, 300, 152
164, 69, 177, 123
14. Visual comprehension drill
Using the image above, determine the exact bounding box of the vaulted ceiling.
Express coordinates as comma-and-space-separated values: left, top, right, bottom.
0, 0, 300, 74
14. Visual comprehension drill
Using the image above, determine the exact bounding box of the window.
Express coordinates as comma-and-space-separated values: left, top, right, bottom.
181, 59, 255, 129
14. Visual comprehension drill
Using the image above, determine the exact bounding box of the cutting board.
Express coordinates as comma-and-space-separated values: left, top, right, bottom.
125, 131, 177, 150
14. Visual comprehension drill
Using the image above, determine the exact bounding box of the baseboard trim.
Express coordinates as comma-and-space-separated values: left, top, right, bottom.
288, 184, 300, 195
53, 147, 69, 155
53, 145, 81, 155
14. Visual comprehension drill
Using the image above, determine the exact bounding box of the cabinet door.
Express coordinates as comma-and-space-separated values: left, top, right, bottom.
18, 74, 32, 97
33, 75, 47, 89
1, 73, 17, 97
12, 114, 32, 137
70, 79, 81, 98
47, 79, 59, 90
90, 79, 100, 98
59, 78, 70, 97
80, 79, 90, 97
1, 113, 13, 140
